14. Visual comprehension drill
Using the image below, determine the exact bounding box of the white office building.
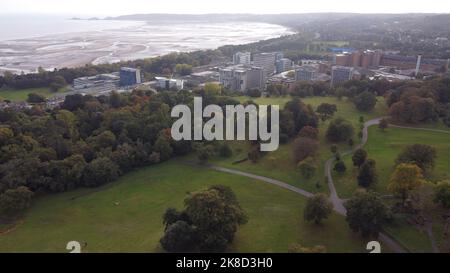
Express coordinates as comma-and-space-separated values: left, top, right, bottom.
252, 52, 277, 76
295, 66, 317, 81
233, 52, 251, 65
155, 77, 185, 90
219, 65, 266, 92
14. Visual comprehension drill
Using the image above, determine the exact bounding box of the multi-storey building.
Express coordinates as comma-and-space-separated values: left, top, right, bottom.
233, 52, 251, 65
154, 77, 184, 90
219, 65, 266, 92
120, 67, 142, 87
276, 58, 293, 74
295, 66, 317, 81
73, 73, 120, 93
331, 66, 354, 87
252, 52, 276, 75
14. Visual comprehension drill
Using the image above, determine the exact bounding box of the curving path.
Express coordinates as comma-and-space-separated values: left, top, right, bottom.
204, 118, 449, 253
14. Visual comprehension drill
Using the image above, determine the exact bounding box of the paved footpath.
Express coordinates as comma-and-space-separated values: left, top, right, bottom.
204, 118, 450, 253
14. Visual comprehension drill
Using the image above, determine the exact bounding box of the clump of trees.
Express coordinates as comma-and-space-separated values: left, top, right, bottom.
353, 91, 377, 111
160, 185, 248, 252
0, 90, 197, 219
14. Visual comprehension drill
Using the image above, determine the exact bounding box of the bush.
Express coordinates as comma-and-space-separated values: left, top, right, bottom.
297, 157, 317, 179
0, 186, 34, 218
334, 160, 347, 173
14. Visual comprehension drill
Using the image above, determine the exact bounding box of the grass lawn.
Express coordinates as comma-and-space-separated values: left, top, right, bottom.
0, 86, 68, 102
334, 127, 450, 198
0, 159, 370, 253
332, 126, 450, 252
219, 96, 388, 193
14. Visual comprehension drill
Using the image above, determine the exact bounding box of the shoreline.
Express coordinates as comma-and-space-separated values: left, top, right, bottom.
0, 21, 295, 75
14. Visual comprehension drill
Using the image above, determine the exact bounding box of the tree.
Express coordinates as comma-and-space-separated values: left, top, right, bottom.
0, 186, 34, 218
297, 157, 317, 179
304, 193, 333, 224
160, 221, 198, 252
219, 143, 233, 158
175, 64, 193, 76
357, 159, 377, 188
326, 118, 354, 142
330, 144, 338, 154
0, 127, 14, 146
246, 88, 261, 98
378, 118, 389, 131
197, 144, 215, 163
292, 136, 319, 163
396, 144, 437, 172
27, 93, 46, 103
434, 181, 450, 209
352, 148, 367, 168
334, 160, 347, 173
344, 190, 389, 237
183, 185, 248, 252
388, 163, 424, 205
298, 126, 319, 140
83, 157, 120, 187
316, 103, 337, 121
154, 134, 173, 161
50, 75, 67, 92
353, 91, 377, 111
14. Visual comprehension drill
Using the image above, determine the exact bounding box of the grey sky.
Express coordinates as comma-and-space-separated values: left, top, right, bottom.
1, 0, 449, 16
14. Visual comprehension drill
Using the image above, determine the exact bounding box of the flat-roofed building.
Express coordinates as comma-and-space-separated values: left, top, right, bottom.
331, 66, 354, 87
155, 77, 184, 90
253, 52, 276, 75
73, 73, 120, 93
295, 66, 317, 81
233, 52, 251, 65
219, 65, 265, 92
120, 67, 142, 87
276, 58, 293, 74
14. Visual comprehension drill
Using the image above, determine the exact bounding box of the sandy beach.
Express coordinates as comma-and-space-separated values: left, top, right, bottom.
0, 21, 293, 74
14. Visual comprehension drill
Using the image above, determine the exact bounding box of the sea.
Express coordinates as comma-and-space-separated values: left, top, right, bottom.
0, 14, 294, 74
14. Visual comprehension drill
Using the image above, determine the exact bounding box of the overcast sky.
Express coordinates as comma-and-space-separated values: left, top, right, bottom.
1, 0, 449, 16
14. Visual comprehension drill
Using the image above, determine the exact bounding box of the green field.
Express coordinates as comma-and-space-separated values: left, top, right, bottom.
0, 160, 370, 253
221, 96, 388, 192
334, 127, 450, 199
0, 87, 68, 102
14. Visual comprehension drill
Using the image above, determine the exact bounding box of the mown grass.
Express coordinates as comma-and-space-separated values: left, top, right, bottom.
0, 86, 68, 102
0, 160, 369, 253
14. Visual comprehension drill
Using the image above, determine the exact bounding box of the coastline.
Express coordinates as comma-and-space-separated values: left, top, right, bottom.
0, 20, 294, 75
